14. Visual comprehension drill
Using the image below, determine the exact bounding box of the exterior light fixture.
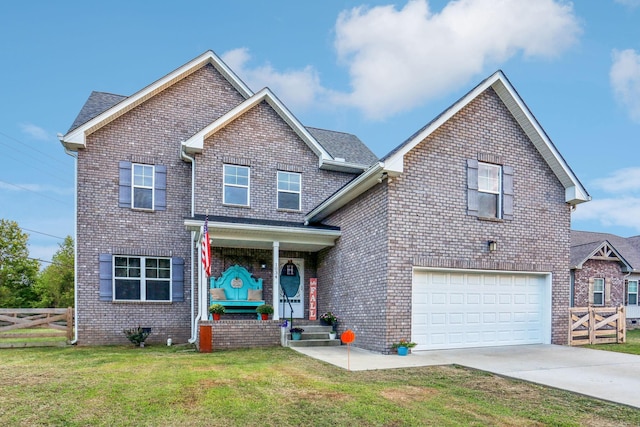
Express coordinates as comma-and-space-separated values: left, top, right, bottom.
488, 240, 497, 252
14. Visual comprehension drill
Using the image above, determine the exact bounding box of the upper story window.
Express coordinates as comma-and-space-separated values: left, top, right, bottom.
118, 161, 166, 211
467, 159, 513, 220
223, 164, 250, 206
277, 171, 301, 210
592, 278, 605, 306
478, 162, 502, 219
628, 280, 638, 305
113, 256, 171, 301
132, 164, 154, 209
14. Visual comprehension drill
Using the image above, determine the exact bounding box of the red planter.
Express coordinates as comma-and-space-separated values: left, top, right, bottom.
212, 313, 221, 321
261, 313, 269, 320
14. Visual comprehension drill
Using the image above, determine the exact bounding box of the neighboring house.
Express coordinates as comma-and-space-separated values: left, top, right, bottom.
60, 50, 590, 352
570, 230, 640, 327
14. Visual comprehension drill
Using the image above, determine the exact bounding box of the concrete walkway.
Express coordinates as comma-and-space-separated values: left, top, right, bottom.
292, 344, 640, 408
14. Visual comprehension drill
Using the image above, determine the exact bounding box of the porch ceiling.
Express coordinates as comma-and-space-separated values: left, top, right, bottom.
184, 216, 341, 252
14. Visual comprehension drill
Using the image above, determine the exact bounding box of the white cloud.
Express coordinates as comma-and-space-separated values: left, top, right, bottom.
591, 167, 640, 194
573, 197, 640, 233
0, 181, 73, 196
615, 0, 640, 8
222, 48, 328, 112
19, 123, 50, 141
333, 0, 581, 119
610, 49, 640, 123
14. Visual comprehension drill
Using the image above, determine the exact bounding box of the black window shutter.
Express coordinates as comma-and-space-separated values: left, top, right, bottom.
118, 161, 132, 208
467, 159, 479, 216
172, 257, 184, 302
155, 165, 167, 211
503, 165, 514, 220
99, 253, 113, 301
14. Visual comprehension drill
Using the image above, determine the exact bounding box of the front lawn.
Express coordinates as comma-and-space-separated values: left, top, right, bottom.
585, 328, 640, 355
1, 345, 638, 426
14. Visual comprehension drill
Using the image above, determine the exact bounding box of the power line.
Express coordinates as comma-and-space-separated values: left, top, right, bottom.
0, 179, 69, 205
0, 130, 69, 168
21, 227, 67, 240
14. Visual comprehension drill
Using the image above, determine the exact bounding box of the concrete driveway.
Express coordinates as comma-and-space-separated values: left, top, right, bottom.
293, 344, 640, 408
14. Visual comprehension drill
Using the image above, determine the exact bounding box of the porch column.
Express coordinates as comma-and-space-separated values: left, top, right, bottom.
272, 241, 280, 320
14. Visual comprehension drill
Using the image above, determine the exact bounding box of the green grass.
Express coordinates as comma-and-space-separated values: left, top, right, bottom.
0, 328, 67, 345
585, 328, 640, 355
1, 345, 638, 426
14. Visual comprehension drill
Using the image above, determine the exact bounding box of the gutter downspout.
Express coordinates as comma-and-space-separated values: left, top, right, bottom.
59, 135, 79, 344
181, 147, 201, 344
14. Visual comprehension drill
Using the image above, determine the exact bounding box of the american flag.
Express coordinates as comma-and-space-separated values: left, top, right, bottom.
201, 216, 211, 277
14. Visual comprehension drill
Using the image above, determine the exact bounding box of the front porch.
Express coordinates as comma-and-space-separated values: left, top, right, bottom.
197, 319, 340, 351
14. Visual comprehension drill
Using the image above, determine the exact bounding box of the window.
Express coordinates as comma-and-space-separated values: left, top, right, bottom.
478, 162, 502, 218
592, 278, 604, 306
277, 171, 301, 210
113, 256, 171, 301
467, 159, 513, 220
118, 161, 166, 211
628, 280, 638, 305
223, 165, 250, 206
132, 164, 154, 209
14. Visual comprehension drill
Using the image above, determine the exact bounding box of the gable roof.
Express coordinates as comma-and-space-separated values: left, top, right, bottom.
181, 88, 372, 173
60, 50, 253, 150
306, 70, 590, 223
67, 91, 127, 133
571, 230, 640, 272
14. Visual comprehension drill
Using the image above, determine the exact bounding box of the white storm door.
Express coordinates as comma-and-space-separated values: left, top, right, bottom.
279, 258, 304, 318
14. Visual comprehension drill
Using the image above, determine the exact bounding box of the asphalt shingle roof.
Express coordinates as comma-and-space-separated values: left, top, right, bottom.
306, 126, 378, 167
571, 230, 640, 271
67, 91, 127, 133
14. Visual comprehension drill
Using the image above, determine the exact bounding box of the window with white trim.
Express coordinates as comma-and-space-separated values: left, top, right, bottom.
628, 280, 638, 305
223, 164, 250, 206
114, 256, 171, 301
132, 164, 154, 209
277, 171, 301, 210
592, 278, 604, 306
478, 162, 502, 219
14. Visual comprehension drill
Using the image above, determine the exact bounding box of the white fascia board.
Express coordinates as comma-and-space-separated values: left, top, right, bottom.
306, 162, 384, 223
61, 51, 253, 149
182, 88, 332, 162
383, 74, 498, 174
320, 159, 370, 173
183, 218, 340, 243
490, 75, 590, 205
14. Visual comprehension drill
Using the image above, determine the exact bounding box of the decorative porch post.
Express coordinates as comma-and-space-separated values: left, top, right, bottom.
272, 241, 280, 320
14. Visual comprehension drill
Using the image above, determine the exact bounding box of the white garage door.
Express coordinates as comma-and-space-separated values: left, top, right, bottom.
412, 269, 550, 350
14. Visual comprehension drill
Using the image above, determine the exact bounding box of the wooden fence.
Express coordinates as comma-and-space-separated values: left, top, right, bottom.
569, 306, 625, 346
0, 308, 73, 348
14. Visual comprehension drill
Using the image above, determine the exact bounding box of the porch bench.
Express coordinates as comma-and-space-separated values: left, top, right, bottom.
210, 265, 264, 315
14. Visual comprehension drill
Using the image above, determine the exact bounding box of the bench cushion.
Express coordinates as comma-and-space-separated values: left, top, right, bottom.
210, 288, 226, 300
248, 289, 262, 301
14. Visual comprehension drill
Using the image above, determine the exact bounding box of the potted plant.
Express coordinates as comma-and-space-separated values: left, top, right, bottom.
391, 339, 416, 356
209, 303, 226, 321
256, 304, 274, 320
290, 327, 304, 341
320, 311, 338, 331
123, 326, 150, 348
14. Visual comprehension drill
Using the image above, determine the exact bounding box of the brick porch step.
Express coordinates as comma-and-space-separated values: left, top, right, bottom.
288, 338, 341, 347
286, 324, 340, 347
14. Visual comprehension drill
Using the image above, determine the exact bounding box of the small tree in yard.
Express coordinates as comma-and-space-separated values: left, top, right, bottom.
34, 236, 74, 308
0, 219, 39, 307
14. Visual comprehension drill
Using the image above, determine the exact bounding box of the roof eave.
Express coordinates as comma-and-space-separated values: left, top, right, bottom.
60, 50, 253, 149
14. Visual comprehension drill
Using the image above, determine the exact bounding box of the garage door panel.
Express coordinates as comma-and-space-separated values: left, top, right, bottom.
412, 270, 548, 350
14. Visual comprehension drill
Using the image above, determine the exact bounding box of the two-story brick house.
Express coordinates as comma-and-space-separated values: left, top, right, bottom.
60, 50, 589, 352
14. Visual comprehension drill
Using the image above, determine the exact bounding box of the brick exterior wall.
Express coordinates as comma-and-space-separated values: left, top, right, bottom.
573, 259, 625, 307
320, 88, 572, 353
200, 320, 282, 350
74, 63, 353, 345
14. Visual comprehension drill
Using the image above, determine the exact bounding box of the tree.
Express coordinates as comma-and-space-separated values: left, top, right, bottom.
34, 236, 74, 308
0, 219, 39, 307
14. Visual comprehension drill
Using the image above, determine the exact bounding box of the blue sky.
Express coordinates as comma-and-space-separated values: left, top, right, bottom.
1, 0, 640, 265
